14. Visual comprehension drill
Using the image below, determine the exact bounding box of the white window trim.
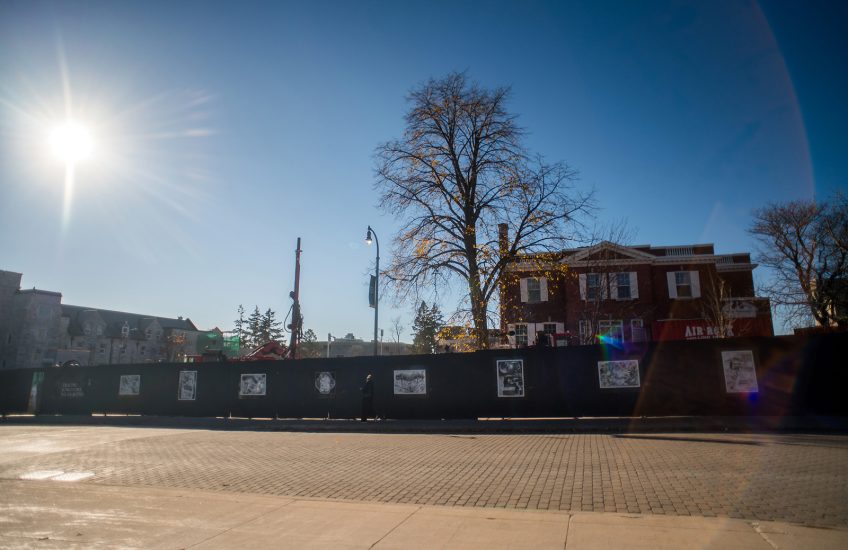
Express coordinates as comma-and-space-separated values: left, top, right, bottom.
520, 277, 549, 303
667, 270, 701, 299
598, 319, 624, 341
611, 272, 635, 301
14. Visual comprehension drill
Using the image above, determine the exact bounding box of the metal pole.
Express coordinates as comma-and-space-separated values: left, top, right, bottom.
289, 238, 302, 359
371, 227, 380, 356
327, 333, 331, 358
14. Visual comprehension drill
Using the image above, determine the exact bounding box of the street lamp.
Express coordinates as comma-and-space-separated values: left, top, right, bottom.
365, 225, 379, 356
326, 333, 336, 358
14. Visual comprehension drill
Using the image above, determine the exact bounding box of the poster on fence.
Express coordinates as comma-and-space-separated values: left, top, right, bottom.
393, 369, 426, 395
314, 371, 336, 397
118, 374, 141, 396
597, 360, 641, 389
178, 370, 198, 401
496, 359, 525, 398
239, 373, 267, 396
721, 350, 758, 393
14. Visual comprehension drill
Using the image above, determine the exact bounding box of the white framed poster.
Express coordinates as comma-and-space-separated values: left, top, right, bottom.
178, 370, 198, 401
496, 359, 524, 398
597, 360, 641, 389
393, 369, 426, 395
721, 350, 759, 393
118, 374, 141, 396
239, 373, 267, 396
314, 371, 336, 396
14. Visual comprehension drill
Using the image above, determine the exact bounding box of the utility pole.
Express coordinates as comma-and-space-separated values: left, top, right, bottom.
288, 238, 302, 359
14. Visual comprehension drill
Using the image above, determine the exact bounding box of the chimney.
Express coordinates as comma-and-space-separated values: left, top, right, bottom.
498, 223, 509, 257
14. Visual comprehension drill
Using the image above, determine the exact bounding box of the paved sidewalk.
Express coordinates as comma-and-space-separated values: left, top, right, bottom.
1, 424, 847, 548
2, 425, 847, 527
1, 480, 845, 549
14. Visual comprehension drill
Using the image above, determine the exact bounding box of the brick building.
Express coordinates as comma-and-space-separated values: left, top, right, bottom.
499, 241, 773, 347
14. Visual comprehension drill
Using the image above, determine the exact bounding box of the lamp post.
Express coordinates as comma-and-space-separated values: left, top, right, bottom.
326, 333, 335, 358
365, 226, 379, 356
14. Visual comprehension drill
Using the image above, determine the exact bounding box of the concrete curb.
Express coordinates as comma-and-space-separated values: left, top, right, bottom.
3, 413, 847, 434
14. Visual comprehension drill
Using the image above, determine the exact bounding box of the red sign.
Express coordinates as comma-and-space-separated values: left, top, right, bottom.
652, 318, 773, 342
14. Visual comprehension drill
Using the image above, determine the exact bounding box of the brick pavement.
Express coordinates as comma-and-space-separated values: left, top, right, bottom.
1, 426, 846, 528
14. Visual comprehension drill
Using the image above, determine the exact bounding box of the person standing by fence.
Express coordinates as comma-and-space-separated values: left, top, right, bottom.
361, 373, 374, 422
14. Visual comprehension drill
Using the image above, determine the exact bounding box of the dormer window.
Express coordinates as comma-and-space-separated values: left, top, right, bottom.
121, 323, 130, 338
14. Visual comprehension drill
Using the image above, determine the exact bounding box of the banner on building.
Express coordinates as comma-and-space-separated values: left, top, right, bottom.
652, 317, 773, 341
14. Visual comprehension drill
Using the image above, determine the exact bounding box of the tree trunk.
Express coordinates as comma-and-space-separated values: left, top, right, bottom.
469, 276, 489, 349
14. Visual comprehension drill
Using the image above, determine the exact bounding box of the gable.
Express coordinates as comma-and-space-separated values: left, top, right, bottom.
569, 241, 656, 263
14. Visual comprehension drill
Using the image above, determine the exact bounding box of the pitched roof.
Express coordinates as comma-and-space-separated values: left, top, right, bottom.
62, 304, 198, 338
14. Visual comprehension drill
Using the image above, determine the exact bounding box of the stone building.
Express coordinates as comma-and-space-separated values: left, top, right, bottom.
0, 269, 209, 368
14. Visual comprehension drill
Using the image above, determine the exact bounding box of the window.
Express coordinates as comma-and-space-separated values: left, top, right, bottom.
145, 328, 152, 339
598, 320, 624, 342
578, 320, 593, 344
527, 278, 541, 303
140, 345, 146, 355
121, 323, 130, 338
616, 273, 631, 299
515, 324, 529, 347
520, 277, 547, 303
542, 323, 557, 334
675, 271, 692, 297
667, 271, 701, 299
587, 273, 601, 300
630, 319, 645, 342
99, 342, 107, 354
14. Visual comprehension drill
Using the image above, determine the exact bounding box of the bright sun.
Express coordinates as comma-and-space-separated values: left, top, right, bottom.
49, 121, 94, 164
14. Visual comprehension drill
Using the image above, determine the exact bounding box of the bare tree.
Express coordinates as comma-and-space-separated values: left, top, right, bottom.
376, 72, 593, 348
390, 317, 404, 343
700, 271, 733, 338
749, 195, 848, 329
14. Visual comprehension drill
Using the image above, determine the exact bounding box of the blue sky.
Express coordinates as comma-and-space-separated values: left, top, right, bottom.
1, 0, 845, 339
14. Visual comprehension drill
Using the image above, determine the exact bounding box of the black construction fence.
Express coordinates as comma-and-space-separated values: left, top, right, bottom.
2, 333, 846, 419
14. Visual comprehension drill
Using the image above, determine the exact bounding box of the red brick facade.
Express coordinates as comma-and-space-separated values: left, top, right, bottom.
499, 242, 773, 346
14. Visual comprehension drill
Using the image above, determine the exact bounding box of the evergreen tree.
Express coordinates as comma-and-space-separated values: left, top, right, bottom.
246, 306, 263, 347
411, 301, 443, 354
261, 308, 285, 343
233, 305, 247, 348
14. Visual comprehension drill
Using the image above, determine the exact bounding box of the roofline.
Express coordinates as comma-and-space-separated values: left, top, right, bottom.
16, 288, 62, 297
62, 304, 196, 327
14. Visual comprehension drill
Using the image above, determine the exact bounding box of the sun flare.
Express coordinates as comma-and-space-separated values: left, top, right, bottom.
49, 121, 94, 164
